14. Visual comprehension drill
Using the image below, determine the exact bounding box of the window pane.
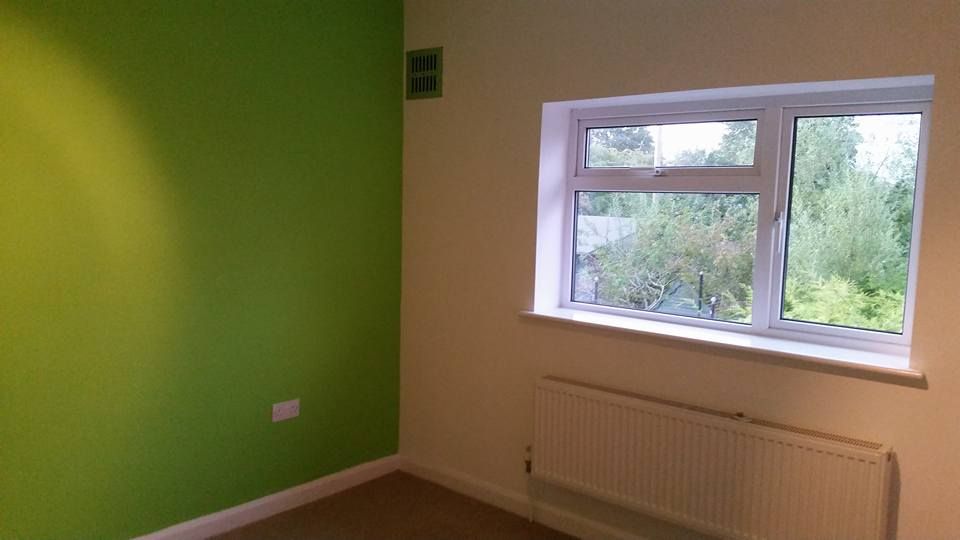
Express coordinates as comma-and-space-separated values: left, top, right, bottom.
586, 126, 655, 168
585, 120, 757, 168
659, 121, 757, 167
573, 192, 758, 323
782, 113, 921, 333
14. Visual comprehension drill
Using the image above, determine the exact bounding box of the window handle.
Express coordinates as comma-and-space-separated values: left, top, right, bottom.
774, 210, 786, 255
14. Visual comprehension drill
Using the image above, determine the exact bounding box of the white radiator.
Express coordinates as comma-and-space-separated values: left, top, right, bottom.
532, 377, 892, 540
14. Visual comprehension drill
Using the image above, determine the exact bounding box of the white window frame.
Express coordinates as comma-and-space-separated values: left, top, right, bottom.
553, 82, 932, 358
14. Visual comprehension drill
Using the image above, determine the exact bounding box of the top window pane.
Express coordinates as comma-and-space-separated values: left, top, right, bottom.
585, 120, 757, 169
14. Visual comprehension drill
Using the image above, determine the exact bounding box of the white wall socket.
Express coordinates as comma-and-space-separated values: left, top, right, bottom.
271, 398, 300, 422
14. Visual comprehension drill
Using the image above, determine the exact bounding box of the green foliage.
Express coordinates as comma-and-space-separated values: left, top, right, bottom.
787, 169, 905, 292
587, 126, 655, 167
579, 192, 757, 322
783, 276, 905, 332
587, 145, 654, 167
709, 121, 758, 166
882, 132, 920, 255
782, 115, 919, 332
590, 125, 655, 152
792, 116, 861, 208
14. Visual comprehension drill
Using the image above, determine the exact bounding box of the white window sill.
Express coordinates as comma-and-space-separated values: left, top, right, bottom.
520, 308, 925, 387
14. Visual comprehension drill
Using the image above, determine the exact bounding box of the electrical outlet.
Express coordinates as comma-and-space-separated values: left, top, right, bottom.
271, 398, 300, 422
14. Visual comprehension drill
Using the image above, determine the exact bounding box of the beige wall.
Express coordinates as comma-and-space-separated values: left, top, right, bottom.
401, 1, 960, 537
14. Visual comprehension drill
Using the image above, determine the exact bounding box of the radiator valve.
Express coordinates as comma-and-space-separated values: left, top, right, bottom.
524, 445, 532, 474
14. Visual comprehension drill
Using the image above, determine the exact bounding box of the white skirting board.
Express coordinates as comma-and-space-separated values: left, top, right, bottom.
401, 460, 650, 540
135, 455, 404, 540
135, 454, 655, 540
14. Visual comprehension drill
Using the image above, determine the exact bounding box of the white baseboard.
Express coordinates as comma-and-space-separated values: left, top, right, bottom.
401, 460, 649, 540
136, 454, 403, 540
135, 454, 654, 540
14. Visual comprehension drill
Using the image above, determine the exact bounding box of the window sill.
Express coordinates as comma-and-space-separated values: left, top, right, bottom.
520, 308, 926, 387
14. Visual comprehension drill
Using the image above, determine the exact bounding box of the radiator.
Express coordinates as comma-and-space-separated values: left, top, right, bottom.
532, 377, 892, 540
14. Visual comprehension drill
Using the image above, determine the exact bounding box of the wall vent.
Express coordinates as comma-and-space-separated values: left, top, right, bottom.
406, 47, 442, 100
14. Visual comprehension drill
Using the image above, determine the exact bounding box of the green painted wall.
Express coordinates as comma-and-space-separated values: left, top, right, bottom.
0, 2, 402, 538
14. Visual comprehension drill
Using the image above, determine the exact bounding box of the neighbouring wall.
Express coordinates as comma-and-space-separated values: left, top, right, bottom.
0, 2, 402, 538
401, 1, 960, 538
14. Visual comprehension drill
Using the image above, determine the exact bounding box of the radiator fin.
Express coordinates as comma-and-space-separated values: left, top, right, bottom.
532, 378, 891, 540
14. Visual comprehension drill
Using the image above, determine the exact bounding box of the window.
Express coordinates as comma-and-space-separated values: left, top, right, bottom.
780, 111, 922, 335
573, 191, 759, 324
534, 78, 932, 363
585, 119, 758, 169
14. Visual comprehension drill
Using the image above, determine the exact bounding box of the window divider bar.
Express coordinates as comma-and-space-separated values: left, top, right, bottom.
749, 106, 784, 331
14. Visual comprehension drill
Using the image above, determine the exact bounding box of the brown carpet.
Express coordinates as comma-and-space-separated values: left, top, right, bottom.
212, 471, 575, 540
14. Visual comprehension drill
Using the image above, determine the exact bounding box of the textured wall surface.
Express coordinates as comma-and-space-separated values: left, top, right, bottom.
0, 2, 402, 538
401, 1, 960, 538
